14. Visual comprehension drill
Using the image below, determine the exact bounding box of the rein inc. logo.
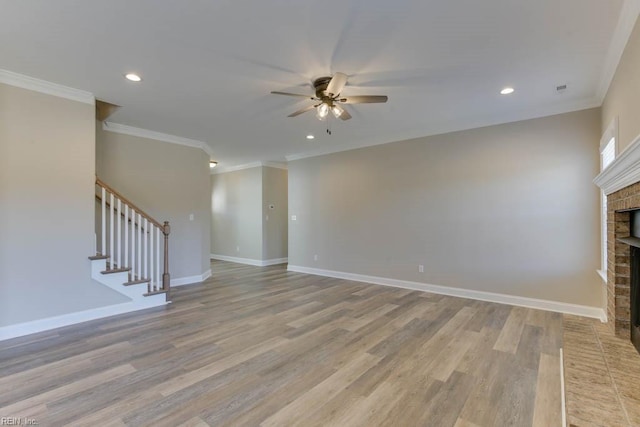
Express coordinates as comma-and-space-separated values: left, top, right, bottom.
0, 418, 38, 426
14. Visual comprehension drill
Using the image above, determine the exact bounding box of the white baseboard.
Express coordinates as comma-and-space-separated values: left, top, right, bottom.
0, 299, 167, 342
171, 269, 212, 287
287, 265, 606, 320
210, 254, 288, 267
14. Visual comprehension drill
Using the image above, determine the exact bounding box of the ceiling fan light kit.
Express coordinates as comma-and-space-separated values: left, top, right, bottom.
316, 102, 329, 120
271, 72, 388, 124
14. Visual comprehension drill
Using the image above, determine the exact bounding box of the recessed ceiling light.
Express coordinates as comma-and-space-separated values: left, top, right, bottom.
500, 87, 515, 95
306, 134, 315, 140
209, 161, 218, 168
125, 73, 142, 82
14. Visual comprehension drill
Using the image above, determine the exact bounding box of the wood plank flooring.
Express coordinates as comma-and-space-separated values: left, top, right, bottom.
0, 261, 563, 426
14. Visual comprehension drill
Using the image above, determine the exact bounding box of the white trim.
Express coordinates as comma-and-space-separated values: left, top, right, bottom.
211, 162, 263, 175
287, 265, 607, 321
597, 269, 608, 283
262, 162, 288, 170
0, 300, 167, 342
211, 162, 289, 175
0, 69, 95, 105
285, 99, 601, 162
560, 348, 567, 427
102, 122, 214, 157
261, 257, 289, 266
594, 132, 640, 195
171, 269, 212, 287
596, 0, 640, 101
211, 161, 288, 175
210, 254, 288, 267
600, 117, 619, 153
599, 119, 618, 284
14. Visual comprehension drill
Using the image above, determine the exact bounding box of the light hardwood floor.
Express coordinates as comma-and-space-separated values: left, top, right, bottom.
0, 261, 563, 426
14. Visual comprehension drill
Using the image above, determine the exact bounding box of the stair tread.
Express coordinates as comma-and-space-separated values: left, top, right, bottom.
101, 267, 131, 274
88, 254, 109, 260
123, 279, 150, 286
144, 289, 168, 297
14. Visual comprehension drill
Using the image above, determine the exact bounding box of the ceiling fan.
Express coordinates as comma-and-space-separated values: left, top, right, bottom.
271, 72, 388, 121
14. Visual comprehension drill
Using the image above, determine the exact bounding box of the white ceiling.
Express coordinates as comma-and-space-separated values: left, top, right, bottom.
0, 0, 631, 170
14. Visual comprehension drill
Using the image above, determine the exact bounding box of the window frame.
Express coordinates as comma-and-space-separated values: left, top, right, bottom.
598, 118, 619, 282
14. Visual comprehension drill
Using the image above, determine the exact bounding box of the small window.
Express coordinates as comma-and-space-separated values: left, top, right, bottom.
599, 119, 618, 280
601, 137, 615, 170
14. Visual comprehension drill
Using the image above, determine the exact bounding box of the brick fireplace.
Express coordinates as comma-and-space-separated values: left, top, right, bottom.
607, 184, 640, 337
596, 134, 640, 340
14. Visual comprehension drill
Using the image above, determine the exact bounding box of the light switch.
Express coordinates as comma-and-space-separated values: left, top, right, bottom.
291, 215, 297, 221
189, 214, 194, 221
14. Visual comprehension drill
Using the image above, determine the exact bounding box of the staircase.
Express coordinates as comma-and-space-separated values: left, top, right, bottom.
89, 177, 171, 305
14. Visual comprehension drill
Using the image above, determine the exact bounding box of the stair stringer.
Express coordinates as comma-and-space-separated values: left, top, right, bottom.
90, 258, 167, 306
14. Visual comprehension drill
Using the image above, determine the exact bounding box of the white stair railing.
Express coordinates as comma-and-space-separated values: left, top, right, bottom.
95, 177, 171, 296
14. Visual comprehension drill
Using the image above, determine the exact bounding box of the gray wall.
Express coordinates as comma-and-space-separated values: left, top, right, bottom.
210, 166, 288, 261
0, 84, 128, 327
262, 167, 288, 260
96, 125, 211, 279
288, 108, 602, 307
211, 167, 263, 260
602, 16, 640, 151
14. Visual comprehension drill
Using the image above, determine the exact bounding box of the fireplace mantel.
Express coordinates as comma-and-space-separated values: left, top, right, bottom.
595, 133, 640, 194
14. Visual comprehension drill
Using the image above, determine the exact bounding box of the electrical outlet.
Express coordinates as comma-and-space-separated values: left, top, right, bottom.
418, 265, 424, 273
291, 215, 297, 221
314, 254, 318, 261
189, 213, 194, 221
236, 246, 240, 252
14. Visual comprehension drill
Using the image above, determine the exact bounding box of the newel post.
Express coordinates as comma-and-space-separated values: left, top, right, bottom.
162, 221, 171, 294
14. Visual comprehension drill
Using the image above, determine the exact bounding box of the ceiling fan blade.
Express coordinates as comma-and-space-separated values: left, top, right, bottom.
326, 72, 348, 96
338, 107, 352, 121
287, 104, 316, 117
340, 95, 388, 104
271, 91, 313, 98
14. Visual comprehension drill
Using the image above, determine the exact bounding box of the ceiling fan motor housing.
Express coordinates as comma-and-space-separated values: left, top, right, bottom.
313, 76, 333, 99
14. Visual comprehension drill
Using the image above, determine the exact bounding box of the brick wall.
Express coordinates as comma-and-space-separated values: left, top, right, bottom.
607, 182, 640, 337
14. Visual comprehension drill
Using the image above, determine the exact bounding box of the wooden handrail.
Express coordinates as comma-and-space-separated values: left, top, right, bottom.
95, 194, 149, 232
96, 177, 163, 229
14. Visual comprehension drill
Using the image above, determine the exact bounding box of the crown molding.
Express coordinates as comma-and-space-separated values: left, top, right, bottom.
594, 131, 640, 195
211, 161, 287, 174
596, 0, 640, 102
262, 161, 288, 170
285, 151, 325, 162
286, 97, 601, 163
0, 69, 95, 105
211, 161, 262, 174
102, 122, 214, 157
200, 142, 214, 157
